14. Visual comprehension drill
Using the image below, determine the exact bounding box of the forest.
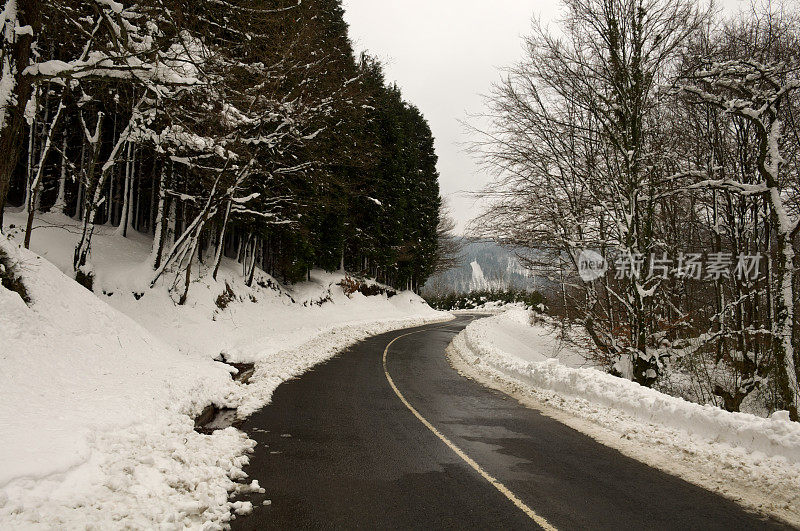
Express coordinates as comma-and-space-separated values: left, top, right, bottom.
472, 0, 800, 420
0, 0, 442, 300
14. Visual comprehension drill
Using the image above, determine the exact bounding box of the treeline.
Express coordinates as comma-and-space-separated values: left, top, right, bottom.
472, 0, 800, 419
0, 0, 440, 298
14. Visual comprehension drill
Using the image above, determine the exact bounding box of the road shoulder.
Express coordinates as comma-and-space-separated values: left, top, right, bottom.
447, 338, 800, 527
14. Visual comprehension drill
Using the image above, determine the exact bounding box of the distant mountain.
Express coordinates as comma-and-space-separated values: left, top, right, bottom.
423, 239, 549, 295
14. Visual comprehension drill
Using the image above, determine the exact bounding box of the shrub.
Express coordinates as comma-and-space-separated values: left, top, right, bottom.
215, 282, 236, 310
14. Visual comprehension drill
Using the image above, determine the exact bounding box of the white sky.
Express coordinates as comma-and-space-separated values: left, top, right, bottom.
342, 0, 748, 233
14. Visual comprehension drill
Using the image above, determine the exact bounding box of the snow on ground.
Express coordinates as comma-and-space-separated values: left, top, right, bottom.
456, 309, 589, 368
469, 260, 486, 290
0, 238, 256, 528
1, 211, 449, 528
448, 309, 800, 526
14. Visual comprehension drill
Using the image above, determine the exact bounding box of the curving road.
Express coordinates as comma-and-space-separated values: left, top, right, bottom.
232, 315, 788, 530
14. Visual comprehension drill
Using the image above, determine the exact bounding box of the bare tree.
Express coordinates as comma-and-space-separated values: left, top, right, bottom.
680, 4, 800, 419
472, 0, 709, 386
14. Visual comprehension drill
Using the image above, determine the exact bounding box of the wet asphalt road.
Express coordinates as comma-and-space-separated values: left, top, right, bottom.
231, 315, 789, 530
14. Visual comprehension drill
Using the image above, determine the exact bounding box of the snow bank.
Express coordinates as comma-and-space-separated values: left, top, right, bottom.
4, 213, 448, 367
451, 301, 529, 313
1, 211, 450, 527
0, 237, 255, 528
451, 310, 800, 463
449, 310, 800, 524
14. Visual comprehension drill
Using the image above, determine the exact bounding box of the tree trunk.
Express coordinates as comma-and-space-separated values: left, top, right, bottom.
761, 118, 799, 421
771, 213, 799, 421
150, 169, 168, 270
178, 240, 198, 306
115, 142, 132, 237
0, 0, 41, 224
53, 131, 68, 213
212, 198, 231, 280
24, 95, 65, 248
75, 114, 131, 272
246, 237, 258, 287
23, 100, 36, 214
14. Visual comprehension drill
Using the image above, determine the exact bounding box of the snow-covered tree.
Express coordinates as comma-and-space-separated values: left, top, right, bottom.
1, 0, 444, 302
474, 0, 709, 386
680, 9, 800, 419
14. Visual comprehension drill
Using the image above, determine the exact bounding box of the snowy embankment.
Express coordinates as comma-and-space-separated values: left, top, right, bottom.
448, 309, 800, 525
1, 212, 449, 528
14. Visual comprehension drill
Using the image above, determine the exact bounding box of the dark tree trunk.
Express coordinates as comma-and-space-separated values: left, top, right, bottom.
0, 0, 42, 226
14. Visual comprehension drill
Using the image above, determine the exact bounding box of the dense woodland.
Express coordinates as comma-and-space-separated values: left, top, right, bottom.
0, 0, 442, 299
472, 0, 800, 419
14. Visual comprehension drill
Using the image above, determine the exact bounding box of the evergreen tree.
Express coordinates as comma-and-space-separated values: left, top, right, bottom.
0, 0, 444, 297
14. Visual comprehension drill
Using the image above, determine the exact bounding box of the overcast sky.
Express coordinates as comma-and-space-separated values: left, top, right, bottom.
342, 0, 747, 233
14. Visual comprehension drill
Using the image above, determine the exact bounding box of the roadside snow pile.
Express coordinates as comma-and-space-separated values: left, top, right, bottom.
0, 211, 450, 527
449, 309, 800, 524
111, 271, 450, 418
0, 237, 256, 528
451, 309, 800, 463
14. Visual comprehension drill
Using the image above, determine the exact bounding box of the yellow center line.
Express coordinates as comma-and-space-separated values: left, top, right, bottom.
382, 326, 557, 531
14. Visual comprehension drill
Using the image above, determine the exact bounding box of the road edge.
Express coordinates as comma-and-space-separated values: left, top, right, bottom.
445, 333, 800, 528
